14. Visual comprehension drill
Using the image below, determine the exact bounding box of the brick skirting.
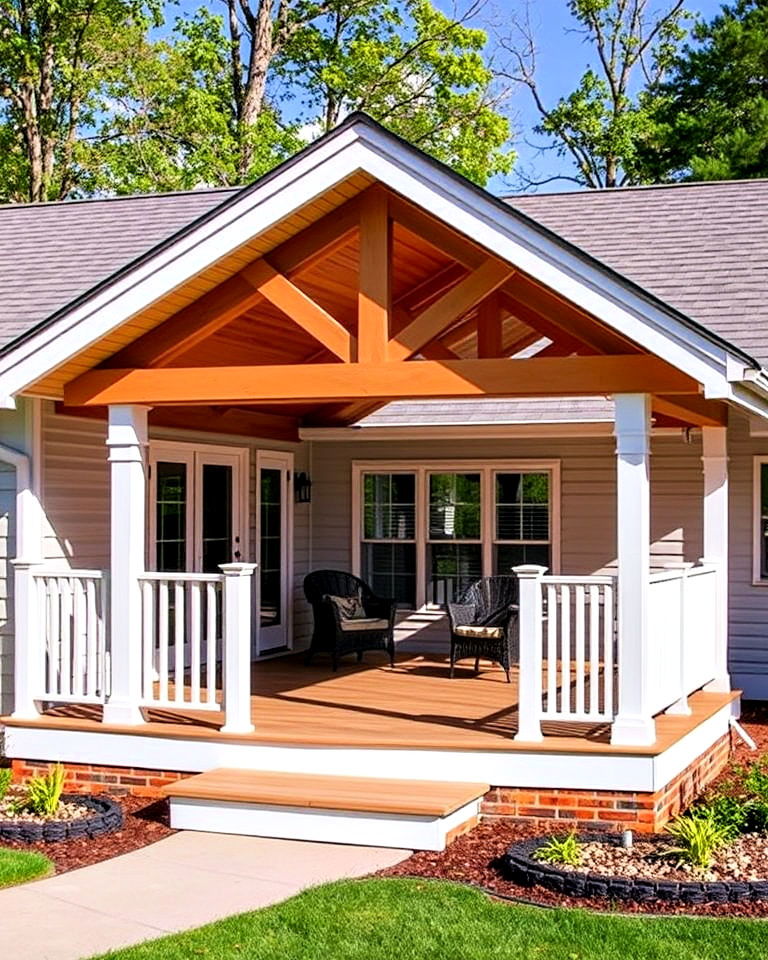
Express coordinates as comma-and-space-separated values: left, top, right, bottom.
10, 760, 192, 798
11, 733, 732, 829
480, 734, 732, 833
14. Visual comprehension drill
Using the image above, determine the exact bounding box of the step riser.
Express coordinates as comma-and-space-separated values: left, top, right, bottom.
169, 796, 482, 851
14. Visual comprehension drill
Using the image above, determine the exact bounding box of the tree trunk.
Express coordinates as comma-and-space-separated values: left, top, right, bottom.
237, 0, 274, 179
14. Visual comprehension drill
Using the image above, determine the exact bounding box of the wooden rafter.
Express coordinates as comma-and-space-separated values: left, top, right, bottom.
477, 291, 503, 358
357, 188, 391, 363
498, 293, 599, 356
107, 199, 361, 369
388, 194, 488, 270
651, 394, 728, 427
65, 356, 699, 407
241, 260, 352, 362
388, 260, 514, 362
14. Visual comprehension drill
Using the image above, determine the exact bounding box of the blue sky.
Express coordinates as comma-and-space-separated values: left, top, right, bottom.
478, 0, 727, 193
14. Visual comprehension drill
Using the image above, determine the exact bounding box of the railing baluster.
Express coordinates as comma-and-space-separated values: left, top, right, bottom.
588, 585, 599, 717
560, 585, 570, 714
141, 580, 154, 702
71, 577, 85, 697
158, 579, 169, 702
174, 581, 185, 703
206, 582, 217, 705
574, 585, 585, 716
190, 581, 201, 706
60, 579, 72, 698
85, 578, 97, 698
546, 583, 557, 716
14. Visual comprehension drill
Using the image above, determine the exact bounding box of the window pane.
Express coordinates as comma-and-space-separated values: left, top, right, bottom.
496, 472, 550, 541
260, 468, 282, 626
762, 464, 768, 579
363, 473, 415, 540
362, 542, 416, 607
495, 543, 551, 573
156, 461, 187, 572
428, 473, 481, 540
428, 543, 481, 605
201, 464, 233, 573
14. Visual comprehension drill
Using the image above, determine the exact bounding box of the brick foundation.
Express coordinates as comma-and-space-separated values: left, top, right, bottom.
480, 734, 732, 833
11, 733, 732, 828
10, 760, 192, 798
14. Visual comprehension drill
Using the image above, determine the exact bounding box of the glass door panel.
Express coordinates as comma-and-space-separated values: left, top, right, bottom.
154, 459, 193, 572
256, 453, 291, 654
201, 463, 233, 573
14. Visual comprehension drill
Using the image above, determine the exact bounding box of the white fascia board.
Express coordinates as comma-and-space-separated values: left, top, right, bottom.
0, 119, 755, 403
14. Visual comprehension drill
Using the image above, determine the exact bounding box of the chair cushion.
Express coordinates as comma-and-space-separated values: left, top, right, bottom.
326, 593, 366, 621
339, 617, 390, 632
454, 624, 505, 640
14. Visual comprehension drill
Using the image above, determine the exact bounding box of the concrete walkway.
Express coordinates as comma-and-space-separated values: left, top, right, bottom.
0, 832, 409, 960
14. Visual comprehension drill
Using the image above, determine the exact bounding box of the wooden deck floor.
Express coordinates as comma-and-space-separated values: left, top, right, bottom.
4, 653, 736, 756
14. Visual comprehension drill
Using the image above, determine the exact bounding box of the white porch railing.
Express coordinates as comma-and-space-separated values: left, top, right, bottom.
647, 563, 718, 715
138, 572, 224, 712
31, 568, 107, 704
540, 575, 616, 724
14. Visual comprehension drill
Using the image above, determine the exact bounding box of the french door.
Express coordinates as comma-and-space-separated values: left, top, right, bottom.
256, 451, 292, 654
149, 442, 247, 575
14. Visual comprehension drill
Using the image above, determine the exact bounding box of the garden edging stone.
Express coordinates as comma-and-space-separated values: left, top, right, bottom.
501, 833, 768, 904
0, 795, 122, 843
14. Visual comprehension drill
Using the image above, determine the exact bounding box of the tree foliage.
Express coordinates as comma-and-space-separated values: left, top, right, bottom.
0, 0, 512, 199
498, 0, 689, 188
639, 0, 768, 182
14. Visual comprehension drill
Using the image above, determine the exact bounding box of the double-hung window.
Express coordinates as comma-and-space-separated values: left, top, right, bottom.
355, 461, 558, 609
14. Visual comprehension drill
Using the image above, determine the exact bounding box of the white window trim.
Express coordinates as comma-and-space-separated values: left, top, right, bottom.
753, 456, 768, 585
351, 459, 561, 609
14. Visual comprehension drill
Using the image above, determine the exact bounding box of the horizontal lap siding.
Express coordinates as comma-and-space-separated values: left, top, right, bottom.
727, 414, 768, 698
308, 434, 704, 653
41, 403, 312, 649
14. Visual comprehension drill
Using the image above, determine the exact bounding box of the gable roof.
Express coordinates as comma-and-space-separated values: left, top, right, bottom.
511, 179, 768, 367
0, 187, 237, 350
0, 113, 763, 418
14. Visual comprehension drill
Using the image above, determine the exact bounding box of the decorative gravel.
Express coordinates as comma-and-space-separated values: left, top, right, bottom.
574, 834, 768, 883
0, 791, 91, 824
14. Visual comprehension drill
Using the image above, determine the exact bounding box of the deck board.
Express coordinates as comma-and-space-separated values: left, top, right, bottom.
2, 654, 738, 757
165, 768, 488, 816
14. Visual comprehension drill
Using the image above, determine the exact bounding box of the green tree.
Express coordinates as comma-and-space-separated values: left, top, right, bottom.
498, 0, 688, 188
640, 0, 768, 181
280, 0, 512, 183
0, 0, 154, 201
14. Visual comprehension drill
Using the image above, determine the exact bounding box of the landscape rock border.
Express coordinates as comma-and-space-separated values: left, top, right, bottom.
0, 794, 123, 844
501, 833, 768, 904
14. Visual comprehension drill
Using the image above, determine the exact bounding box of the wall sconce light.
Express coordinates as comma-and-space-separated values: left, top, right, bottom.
294, 471, 312, 504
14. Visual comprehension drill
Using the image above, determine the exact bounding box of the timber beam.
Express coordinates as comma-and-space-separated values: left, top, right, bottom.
651, 394, 729, 427
64, 356, 699, 407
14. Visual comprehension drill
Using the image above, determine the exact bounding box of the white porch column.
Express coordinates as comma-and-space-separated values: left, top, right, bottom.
513, 564, 546, 743
220, 562, 257, 734
611, 393, 656, 746
702, 425, 731, 692
103, 404, 150, 725
11, 560, 43, 718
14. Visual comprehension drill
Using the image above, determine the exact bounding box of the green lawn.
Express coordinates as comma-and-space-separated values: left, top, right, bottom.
91, 878, 768, 960
0, 847, 53, 888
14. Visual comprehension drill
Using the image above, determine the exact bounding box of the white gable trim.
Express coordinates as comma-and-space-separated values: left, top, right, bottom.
0, 119, 762, 411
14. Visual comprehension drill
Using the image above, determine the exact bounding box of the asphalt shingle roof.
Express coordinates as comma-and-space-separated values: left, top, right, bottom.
0, 188, 237, 348
510, 179, 768, 366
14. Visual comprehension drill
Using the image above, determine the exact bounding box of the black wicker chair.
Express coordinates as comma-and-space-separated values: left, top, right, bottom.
303, 570, 397, 671
447, 576, 519, 682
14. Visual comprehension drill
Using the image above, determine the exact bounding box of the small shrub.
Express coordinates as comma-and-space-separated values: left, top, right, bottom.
24, 764, 65, 817
666, 812, 733, 868
743, 759, 768, 802
692, 795, 745, 839
744, 800, 768, 833
533, 831, 581, 867
0, 767, 11, 802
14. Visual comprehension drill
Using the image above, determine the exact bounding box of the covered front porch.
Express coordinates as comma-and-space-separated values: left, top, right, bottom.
1, 117, 749, 787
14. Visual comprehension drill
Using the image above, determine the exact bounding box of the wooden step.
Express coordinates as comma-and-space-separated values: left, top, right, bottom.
164, 769, 488, 851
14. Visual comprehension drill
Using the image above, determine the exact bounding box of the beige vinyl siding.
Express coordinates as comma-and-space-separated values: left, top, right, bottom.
0, 402, 29, 713
40, 403, 312, 650
309, 433, 704, 653
727, 413, 768, 698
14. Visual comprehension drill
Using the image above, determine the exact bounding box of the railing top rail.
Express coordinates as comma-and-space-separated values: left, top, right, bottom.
686, 564, 718, 577
649, 562, 718, 584
138, 571, 225, 583
31, 568, 104, 579
540, 574, 615, 586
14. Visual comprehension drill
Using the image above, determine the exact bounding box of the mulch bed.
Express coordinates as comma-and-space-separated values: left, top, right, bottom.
379, 703, 768, 917
0, 795, 174, 875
